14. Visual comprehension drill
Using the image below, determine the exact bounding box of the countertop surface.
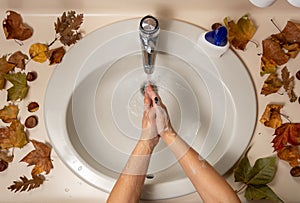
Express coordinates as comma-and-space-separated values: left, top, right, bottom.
0, 0, 300, 202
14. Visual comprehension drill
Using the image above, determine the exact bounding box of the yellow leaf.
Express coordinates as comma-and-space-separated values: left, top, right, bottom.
260, 104, 283, 129
29, 43, 48, 63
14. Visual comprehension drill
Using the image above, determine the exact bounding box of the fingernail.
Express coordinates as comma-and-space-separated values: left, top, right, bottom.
154, 97, 159, 104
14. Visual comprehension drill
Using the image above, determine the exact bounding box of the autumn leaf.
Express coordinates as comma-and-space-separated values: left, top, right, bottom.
48, 46, 66, 65
0, 120, 28, 149
277, 145, 300, 167
260, 73, 282, 96
29, 43, 49, 63
0, 55, 15, 89
262, 38, 289, 66
259, 104, 283, 129
2, 10, 33, 41
21, 140, 53, 176
8, 175, 45, 192
260, 56, 277, 76
281, 66, 297, 102
283, 43, 300, 58
55, 11, 83, 46
224, 14, 257, 50
272, 123, 300, 151
0, 104, 19, 123
8, 51, 29, 70
0, 150, 14, 163
4, 72, 29, 101
272, 21, 300, 44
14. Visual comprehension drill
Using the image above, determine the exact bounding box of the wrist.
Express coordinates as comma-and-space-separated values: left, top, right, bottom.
134, 140, 155, 155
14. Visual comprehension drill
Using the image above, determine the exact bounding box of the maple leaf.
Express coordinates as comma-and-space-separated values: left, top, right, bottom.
277, 145, 300, 167
224, 14, 257, 50
0, 55, 15, 90
272, 123, 300, 151
8, 51, 29, 70
29, 43, 49, 63
4, 72, 29, 101
260, 73, 282, 96
55, 11, 84, 46
281, 66, 297, 102
262, 38, 289, 66
8, 175, 45, 192
0, 104, 19, 123
21, 140, 53, 176
260, 56, 277, 76
48, 46, 66, 65
0, 120, 28, 149
2, 10, 33, 41
259, 104, 283, 129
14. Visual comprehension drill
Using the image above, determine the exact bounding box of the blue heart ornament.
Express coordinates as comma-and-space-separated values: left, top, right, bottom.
204, 26, 228, 46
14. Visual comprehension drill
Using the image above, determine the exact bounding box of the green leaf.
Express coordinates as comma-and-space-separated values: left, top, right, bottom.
4, 72, 29, 101
245, 184, 284, 203
234, 154, 252, 183
247, 156, 276, 185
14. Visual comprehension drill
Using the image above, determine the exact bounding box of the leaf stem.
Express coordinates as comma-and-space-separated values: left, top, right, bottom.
270, 19, 282, 32
48, 34, 60, 48
235, 184, 247, 194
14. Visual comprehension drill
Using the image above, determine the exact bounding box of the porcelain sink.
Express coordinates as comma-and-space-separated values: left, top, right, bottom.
44, 18, 256, 200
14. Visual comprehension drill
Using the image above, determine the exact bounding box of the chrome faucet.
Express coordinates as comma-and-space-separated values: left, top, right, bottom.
139, 15, 160, 75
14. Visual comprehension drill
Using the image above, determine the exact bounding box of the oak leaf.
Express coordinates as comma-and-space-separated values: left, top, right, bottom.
8, 51, 29, 70
259, 104, 283, 129
48, 46, 66, 65
262, 38, 289, 66
272, 123, 300, 151
0, 104, 19, 123
0, 120, 28, 149
277, 145, 300, 167
29, 43, 48, 63
272, 21, 300, 44
21, 140, 53, 176
8, 175, 45, 192
2, 10, 33, 41
4, 72, 29, 101
260, 73, 282, 96
0, 55, 15, 89
224, 14, 257, 50
55, 11, 83, 46
281, 66, 297, 102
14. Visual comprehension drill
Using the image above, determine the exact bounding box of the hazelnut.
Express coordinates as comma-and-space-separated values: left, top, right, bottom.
26, 71, 37, 82
28, 102, 39, 112
296, 70, 300, 80
25, 115, 38, 128
290, 166, 300, 177
0, 160, 8, 172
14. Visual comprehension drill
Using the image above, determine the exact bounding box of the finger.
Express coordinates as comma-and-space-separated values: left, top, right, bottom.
144, 85, 152, 110
145, 84, 162, 107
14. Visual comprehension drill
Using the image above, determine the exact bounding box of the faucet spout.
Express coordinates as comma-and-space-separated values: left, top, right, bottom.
139, 15, 159, 75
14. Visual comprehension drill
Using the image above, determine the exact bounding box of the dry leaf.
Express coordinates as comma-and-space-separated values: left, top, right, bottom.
0, 55, 15, 90
55, 11, 83, 46
262, 38, 289, 66
0, 104, 19, 123
260, 73, 282, 96
8, 51, 29, 70
272, 21, 300, 44
2, 10, 33, 41
48, 46, 65, 65
272, 123, 300, 151
277, 145, 300, 167
281, 66, 297, 102
260, 104, 283, 129
8, 175, 45, 192
0, 120, 28, 149
224, 14, 257, 50
260, 56, 277, 76
0, 150, 14, 163
29, 43, 49, 63
21, 140, 53, 176
4, 72, 29, 101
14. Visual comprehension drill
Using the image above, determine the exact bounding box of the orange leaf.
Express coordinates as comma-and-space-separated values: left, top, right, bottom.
277, 145, 300, 167
21, 140, 53, 176
272, 123, 300, 151
0, 120, 28, 149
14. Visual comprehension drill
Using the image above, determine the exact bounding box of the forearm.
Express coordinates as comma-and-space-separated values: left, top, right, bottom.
106, 140, 153, 203
161, 131, 240, 203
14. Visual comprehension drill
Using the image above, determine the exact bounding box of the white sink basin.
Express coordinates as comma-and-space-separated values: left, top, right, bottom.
44, 18, 257, 200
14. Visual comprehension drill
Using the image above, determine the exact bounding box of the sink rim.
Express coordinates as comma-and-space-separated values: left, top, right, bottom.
44, 17, 257, 200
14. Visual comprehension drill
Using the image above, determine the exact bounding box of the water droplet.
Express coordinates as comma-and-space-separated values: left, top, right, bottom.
78, 166, 82, 171
64, 188, 70, 192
